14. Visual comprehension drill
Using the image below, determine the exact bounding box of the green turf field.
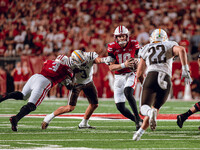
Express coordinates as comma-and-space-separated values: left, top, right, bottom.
0, 99, 199, 149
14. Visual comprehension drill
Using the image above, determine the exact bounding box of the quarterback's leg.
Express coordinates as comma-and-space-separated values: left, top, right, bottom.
124, 73, 142, 130
114, 74, 137, 127
79, 82, 98, 129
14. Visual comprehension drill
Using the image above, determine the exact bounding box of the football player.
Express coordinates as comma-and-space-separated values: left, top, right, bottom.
107, 25, 143, 131
133, 29, 192, 141
0, 55, 79, 131
41, 50, 113, 129
177, 54, 200, 130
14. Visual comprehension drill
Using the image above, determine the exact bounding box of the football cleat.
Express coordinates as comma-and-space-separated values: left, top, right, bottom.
198, 126, 200, 130
41, 121, 49, 130
177, 115, 187, 128
149, 108, 157, 131
78, 124, 96, 129
133, 131, 143, 141
9, 116, 18, 132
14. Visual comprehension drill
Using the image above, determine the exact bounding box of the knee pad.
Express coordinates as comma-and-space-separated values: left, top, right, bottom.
140, 105, 151, 116
194, 102, 200, 111
116, 102, 126, 112
124, 87, 134, 99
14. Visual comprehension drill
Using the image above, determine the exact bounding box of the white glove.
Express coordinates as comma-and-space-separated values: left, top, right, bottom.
101, 56, 114, 65
61, 78, 72, 86
181, 65, 192, 84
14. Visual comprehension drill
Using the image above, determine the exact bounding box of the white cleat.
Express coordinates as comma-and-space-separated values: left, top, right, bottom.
149, 108, 157, 131
78, 124, 96, 129
132, 132, 143, 141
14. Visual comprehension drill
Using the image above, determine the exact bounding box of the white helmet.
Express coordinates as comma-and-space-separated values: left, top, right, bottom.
114, 25, 129, 45
71, 50, 86, 66
55, 55, 68, 65
150, 29, 168, 43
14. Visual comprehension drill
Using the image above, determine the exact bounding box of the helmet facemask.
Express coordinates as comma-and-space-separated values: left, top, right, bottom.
114, 26, 129, 47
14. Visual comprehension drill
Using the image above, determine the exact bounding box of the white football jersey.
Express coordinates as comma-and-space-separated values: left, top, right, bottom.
74, 52, 99, 84
138, 41, 178, 77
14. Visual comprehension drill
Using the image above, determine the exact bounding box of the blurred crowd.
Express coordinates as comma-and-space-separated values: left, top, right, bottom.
0, 0, 200, 99
0, 0, 200, 58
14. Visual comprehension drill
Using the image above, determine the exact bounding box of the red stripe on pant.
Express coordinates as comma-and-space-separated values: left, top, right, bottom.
35, 83, 51, 107
196, 102, 200, 111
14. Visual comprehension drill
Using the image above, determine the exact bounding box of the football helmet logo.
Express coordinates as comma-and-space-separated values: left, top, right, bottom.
114, 25, 129, 45
55, 55, 68, 65
150, 29, 168, 43
71, 50, 86, 66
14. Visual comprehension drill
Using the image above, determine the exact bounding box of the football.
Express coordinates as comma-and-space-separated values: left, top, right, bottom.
129, 58, 139, 72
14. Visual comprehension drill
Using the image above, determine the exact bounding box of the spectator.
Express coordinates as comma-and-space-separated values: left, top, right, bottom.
4, 44, 16, 57
0, 39, 6, 56
11, 61, 23, 91
190, 29, 200, 59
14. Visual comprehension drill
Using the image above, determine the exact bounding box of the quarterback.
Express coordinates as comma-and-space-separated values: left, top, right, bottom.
107, 25, 142, 130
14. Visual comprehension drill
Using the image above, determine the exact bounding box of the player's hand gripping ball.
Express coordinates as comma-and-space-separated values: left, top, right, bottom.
128, 58, 139, 72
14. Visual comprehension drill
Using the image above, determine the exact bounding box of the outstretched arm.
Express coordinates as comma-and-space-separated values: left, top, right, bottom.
94, 56, 114, 64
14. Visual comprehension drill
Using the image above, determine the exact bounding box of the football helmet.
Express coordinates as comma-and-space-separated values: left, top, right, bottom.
71, 50, 86, 66
55, 55, 68, 65
149, 29, 168, 43
114, 25, 129, 45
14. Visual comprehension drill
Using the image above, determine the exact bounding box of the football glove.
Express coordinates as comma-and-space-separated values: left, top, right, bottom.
181, 65, 192, 84
101, 56, 115, 65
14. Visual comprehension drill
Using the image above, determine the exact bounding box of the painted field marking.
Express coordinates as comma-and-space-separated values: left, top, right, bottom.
0, 113, 200, 120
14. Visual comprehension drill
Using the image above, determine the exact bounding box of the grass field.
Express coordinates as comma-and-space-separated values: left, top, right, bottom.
0, 98, 200, 150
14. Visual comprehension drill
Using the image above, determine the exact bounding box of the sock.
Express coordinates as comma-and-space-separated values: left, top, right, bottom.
116, 102, 136, 122
124, 87, 141, 121
0, 91, 24, 102
182, 110, 193, 118
15, 103, 36, 122
138, 128, 145, 134
43, 112, 55, 124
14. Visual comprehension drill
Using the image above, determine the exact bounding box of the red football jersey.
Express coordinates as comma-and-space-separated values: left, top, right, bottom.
107, 39, 140, 74
40, 60, 73, 86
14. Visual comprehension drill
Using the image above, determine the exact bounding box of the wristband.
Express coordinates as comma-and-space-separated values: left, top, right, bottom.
121, 63, 126, 69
